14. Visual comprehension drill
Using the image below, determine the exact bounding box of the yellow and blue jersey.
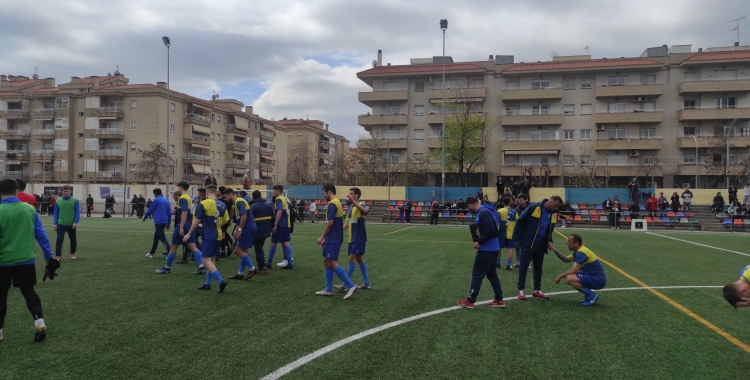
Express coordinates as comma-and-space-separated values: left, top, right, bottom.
566, 246, 605, 277
499, 207, 517, 239
177, 194, 193, 227
326, 198, 344, 245
194, 198, 227, 241
234, 198, 257, 232
739, 265, 750, 283
346, 202, 367, 243
274, 195, 291, 229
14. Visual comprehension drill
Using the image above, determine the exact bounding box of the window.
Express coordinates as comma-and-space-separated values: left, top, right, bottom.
531, 105, 550, 115
563, 130, 574, 140
413, 153, 423, 160
642, 101, 656, 111
530, 155, 549, 165
642, 156, 654, 165
413, 129, 424, 140
505, 81, 519, 90
55, 97, 69, 109
716, 97, 737, 109
170, 144, 175, 154
712, 154, 723, 164
580, 155, 591, 165
130, 121, 137, 130
504, 155, 519, 165
414, 105, 425, 116
531, 80, 550, 89
170, 103, 175, 112
389, 154, 400, 164
563, 104, 575, 115
607, 103, 627, 113
129, 142, 136, 151
605, 129, 627, 139
296, 133, 303, 138
211, 133, 215, 140
78, 112, 84, 117
580, 129, 591, 140
383, 105, 400, 115
715, 69, 738, 79
130, 100, 137, 108
581, 104, 592, 115
531, 131, 550, 141
211, 114, 215, 122
415, 82, 425, 92
504, 106, 518, 116
84, 138, 98, 150
642, 128, 656, 138
504, 131, 518, 140
742, 126, 750, 137
78, 133, 84, 138
438, 79, 458, 89
470, 78, 484, 88
607, 75, 629, 85
383, 81, 401, 91
563, 78, 575, 90
562, 155, 574, 166
643, 75, 656, 84
683, 99, 696, 109
78, 153, 83, 158
170, 123, 174, 133
684, 71, 698, 81
581, 78, 592, 89
683, 126, 696, 136
211, 151, 215, 159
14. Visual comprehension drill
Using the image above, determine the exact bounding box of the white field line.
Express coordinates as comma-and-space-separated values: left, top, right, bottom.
646, 232, 750, 257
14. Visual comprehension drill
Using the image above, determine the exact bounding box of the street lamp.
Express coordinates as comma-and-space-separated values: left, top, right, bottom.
725, 118, 738, 188
440, 18, 448, 203
162, 35, 171, 195
688, 134, 698, 188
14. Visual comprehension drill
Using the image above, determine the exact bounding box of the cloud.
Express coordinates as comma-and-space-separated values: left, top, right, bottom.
0, 0, 747, 144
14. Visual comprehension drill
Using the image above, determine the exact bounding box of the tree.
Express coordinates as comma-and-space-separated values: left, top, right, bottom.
563, 142, 610, 188
130, 143, 175, 184
521, 165, 553, 187
703, 129, 750, 186
286, 139, 318, 185
355, 137, 392, 186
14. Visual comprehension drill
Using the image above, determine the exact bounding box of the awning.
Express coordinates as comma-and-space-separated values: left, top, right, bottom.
429, 98, 484, 103
190, 142, 210, 149
504, 150, 558, 155
98, 117, 116, 120
190, 164, 211, 175
5, 161, 21, 165
191, 124, 211, 134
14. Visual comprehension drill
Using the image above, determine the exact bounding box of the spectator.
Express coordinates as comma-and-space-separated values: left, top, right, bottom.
457, 199, 466, 213
728, 200, 739, 218
204, 175, 212, 188
739, 203, 748, 216
510, 178, 519, 196
404, 199, 413, 225
430, 199, 439, 225
670, 192, 681, 212
243, 176, 251, 190
477, 189, 484, 203
610, 202, 622, 230
483, 194, 490, 205
646, 193, 658, 218
744, 183, 750, 206
613, 195, 621, 204
602, 197, 613, 212
628, 201, 641, 219
496, 177, 504, 197
503, 188, 511, 199
658, 192, 669, 216
49, 195, 57, 216
516, 194, 529, 214
138, 194, 146, 218
712, 192, 726, 215
626, 178, 639, 203
682, 187, 694, 211
558, 200, 574, 228
85, 194, 94, 217
105, 195, 115, 215
211, 175, 218, 186
398, 203, 405, 224
519, 178, 531, 196
308, 200, 317, 223
729, 184, 738, 204
145, 198, 153, 218
130, 195, 138, 216
297, 199, 305, 223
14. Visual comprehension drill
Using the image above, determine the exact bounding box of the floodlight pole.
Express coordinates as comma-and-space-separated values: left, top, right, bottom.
162, 36, 171, 196
440, 19, 448, 203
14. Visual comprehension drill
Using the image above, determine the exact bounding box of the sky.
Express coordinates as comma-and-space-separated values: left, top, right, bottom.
0, 0, 748, 145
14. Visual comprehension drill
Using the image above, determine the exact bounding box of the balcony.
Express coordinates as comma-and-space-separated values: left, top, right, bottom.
501, 139, 563, 151
501, 164, 563, 177
501, 109, 563, 126
260, 163, 274, 171
590, 164, 663, 177
1, 109, 31, 119
226, 159, 248, 169
32, 150, 54, 160
679, 78, 750, 94
4, 150, 31, 160
96, 171, 123, 179
6, 170, 30, 179
2, 129, 31, 138
184, 113, 211, 127
182, 174, 207, 181
32, 129, 56, 139
260, 146, 274, 155
226, 124, 248, 134
95, 128, 124, 138
676, 163, 748, 176
427, 137, 442, 148
93, 107, 124, 118
594, 137, 663, 150
184, 153, 210, 164
33, 171, 54, 178
502, 87, 563, 101
358, 114, 408, 126
227, 142, 248, 151
184, 134, 212, 143
260, 130, 274, 139
32, 108, 56, 119
96, 149, 124, 159
594, 109, 663, 124
358, 90, 408, 105
428, 87, 486, 100
676, 135, 750, 149
318, 139, 330, 147
427, 112, 485, 125
594, 82, 664, 98
678, 106, 750, 121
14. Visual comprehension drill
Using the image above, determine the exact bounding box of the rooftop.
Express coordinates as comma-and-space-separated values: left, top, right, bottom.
502, 58, 665, 73
684, 51, 750, 62
357, 63, 486, 76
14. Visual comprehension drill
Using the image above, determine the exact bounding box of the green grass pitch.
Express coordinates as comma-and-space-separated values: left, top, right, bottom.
3, 217, 750, 379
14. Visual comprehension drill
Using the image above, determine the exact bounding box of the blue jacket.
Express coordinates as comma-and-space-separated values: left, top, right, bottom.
475, 204, 500, 251
144, 195, 172, 225
513, 199, 557, 251
250, 198, 274, 239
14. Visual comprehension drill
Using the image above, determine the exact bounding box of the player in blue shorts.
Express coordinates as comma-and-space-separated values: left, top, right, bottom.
269, 185, 293, 269
184, 185, 229, 293
156, 181, 205, 275
222, 189, 258, 280
722, 265, 750, 308
315, 184, 357, 300
498, 197, 518, 270
335, 187, 370, 291
551, 233, 607, 306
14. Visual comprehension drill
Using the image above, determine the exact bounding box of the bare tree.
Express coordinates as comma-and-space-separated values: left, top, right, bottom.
564, 142, 610, 188
703, 130, 750, 186
356, 137, 392, 186
521, 165, 553, 187
131, 143, 175, 184
286, 139, 318, 185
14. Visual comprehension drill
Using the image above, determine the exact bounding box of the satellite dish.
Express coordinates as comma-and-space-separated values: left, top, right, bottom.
372, 60, 378, 67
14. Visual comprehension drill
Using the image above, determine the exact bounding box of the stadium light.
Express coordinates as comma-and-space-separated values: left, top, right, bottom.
162, 36, 171, 195
440, 19, 447, 203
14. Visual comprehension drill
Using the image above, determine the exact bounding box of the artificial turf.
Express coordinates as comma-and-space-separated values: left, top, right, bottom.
2, 217, 750, 379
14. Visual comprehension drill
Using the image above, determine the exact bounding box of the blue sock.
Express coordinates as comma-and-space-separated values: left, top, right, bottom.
582, 287, 596, 299
359, 262, 370, 286
193, 250, 203, 267
348, 263, 356, 279
241, 255, 254, 270
334, 266, 355, 288
506, 259, 512, 267
284, 245, 293, 262
268, 245, 277, 264
204, 272, 211, 286
325, 268, 334, 292
166, 253, 176, 268
238, 258, 246, 274
212, 270, 224, 284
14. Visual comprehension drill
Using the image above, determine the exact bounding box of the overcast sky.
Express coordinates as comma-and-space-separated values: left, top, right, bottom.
0, 0, 747, 144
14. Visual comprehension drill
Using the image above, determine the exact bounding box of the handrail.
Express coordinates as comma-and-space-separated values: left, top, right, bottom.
504, 109, 562, 116
679, 105, 750, 110
596, 81, 663, 87
682, 77, 746, 83
503, 85, 562, 90
596, 109, 662, 113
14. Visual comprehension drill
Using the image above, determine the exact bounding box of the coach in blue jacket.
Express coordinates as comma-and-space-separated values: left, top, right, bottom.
250, 190, 274, 272
143, 188, 172, 258
513, 195, 563, 301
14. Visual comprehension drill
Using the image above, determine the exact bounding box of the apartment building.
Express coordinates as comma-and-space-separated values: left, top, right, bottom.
275, 118, 350, 184
0, 71, 287, 185
357, 45, 750, 188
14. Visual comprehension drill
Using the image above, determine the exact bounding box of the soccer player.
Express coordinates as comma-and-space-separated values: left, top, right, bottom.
143, 188, 172, 259
722, 265, 750, 308
222, 189, 258, 280
315, 184, 357, 300
457, 197, 505, 309
0, 178, 54, 342
335, 187, 370, 291
15, 179, 36, 208
550, 234, 607, 306
53, 185, 80, 260
184, 185, 228, 293
269, 185, 294, 269
498, 197, 518, 270
218, 186, 235, 258
250, 190, 273, 272
156, 181, 205, 275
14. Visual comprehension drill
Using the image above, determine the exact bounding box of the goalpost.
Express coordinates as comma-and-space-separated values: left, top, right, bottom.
255, 189, 288, 204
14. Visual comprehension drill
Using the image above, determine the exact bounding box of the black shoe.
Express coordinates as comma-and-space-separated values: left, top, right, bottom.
219, 281, 228, 293
34, 324, 47, 342
282, 264, 294, 270
246, 270, 258, 280
229, 274, 245, 280
266, 264, 272, 270
198, 284, 211, 291
226, 249, 233, 258
513, 264, 520, 268
175, 259, 188, 264
161, 251, 168, 256
496, 263, 501, 269
506, 265, 512, 270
